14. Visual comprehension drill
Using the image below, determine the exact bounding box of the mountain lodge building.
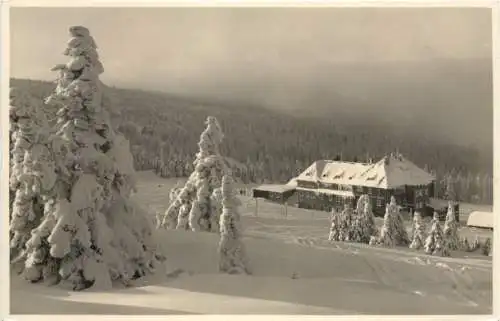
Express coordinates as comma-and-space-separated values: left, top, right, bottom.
253, 153, 436, 216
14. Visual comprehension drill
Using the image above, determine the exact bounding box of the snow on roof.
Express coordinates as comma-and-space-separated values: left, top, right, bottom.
253, 184, 296, 194
296, 153, 435, 189
295, 187, 355, 198
286, 178, 298, 187
467, 211, 493, 229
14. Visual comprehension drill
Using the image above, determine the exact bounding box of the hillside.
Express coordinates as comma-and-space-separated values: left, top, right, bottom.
9, 78, 493, 204
10, 172, 492, 315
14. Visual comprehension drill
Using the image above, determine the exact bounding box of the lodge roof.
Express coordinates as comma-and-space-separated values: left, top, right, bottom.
295, 153, 435, 189
253, 184, 296, 194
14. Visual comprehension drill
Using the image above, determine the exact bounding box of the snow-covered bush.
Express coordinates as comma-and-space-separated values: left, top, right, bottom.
160, 117, 226, 232
10, 26, 164, 291
424, 212, 446, 256
443, 202, 460, 252
409, 211, 426, 250
218, 173, 250, 275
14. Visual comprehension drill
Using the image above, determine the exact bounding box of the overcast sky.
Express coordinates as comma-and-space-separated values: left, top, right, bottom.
10, 7, 493, 148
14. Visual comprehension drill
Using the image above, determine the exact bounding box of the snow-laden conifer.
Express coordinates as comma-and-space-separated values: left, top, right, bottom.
409, 211, 426, 250
11, 26, 164, 290
443, 202, 460, 252
9, 87, 53, 262
218, 173, 250, 275
376, 204, 396, 247
424, 212, 446, 256
482, 238, 492, 256
373, 197, 408, 247
389, 197, 410, 246
350, 195, 377, 243
328, 209, 341, 242
160, 117, 226, 232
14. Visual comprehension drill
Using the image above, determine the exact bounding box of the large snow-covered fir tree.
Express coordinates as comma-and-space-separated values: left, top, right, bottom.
443, 202, 460, 252
10, 26, 164, 290
160, 116, 226, 232
218, 172, 251, 275
424, 212, 446, 256
350, 195, 377, 243
372, 197, 408, 247
409, 211, 426, 250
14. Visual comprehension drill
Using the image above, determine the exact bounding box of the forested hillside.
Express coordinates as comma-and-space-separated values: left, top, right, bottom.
10, 78, 493, 205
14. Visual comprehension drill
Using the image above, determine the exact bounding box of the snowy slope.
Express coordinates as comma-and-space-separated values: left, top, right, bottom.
10, 171, 492, 315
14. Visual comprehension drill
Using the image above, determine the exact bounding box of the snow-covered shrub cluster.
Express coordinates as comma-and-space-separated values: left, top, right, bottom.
10, 26, 164, 291
218, 173, 251, 275
330, 195, 377, 244
370, 196, 409, 247
160, 116, 227, 232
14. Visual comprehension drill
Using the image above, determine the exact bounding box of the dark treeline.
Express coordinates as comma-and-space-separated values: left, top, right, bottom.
11, 78, 493, 205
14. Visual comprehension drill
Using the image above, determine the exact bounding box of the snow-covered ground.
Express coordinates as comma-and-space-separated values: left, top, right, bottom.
10, 171, 493, 315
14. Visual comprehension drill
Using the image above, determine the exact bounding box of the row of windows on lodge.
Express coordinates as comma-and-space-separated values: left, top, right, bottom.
296, 190, 389, 208
297, 190, 429, 210
296, 180, 430, 198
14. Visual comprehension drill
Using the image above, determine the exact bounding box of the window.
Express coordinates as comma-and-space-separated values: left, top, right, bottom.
336, 197, 341, 205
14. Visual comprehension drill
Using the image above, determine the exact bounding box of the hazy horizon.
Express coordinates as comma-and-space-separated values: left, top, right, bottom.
10, 7, 493, 150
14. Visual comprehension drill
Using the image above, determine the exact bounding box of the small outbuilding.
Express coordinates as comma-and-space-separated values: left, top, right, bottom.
467, 211, 493, 230
252, 184, 297, 217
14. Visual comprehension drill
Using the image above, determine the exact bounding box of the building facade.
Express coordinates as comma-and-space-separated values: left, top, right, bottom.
290, 153, 435, 216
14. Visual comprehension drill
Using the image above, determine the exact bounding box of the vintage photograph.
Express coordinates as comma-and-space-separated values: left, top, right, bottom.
6, 5, 494, 315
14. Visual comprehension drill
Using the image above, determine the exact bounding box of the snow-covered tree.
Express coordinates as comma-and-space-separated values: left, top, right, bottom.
160, 117, 226, 232
350, 195, 377, 243
9, 87, 52, 261
11, 26, 164, 291
218, 173, 250, 275
443, 202, 460, 252
372, 196, 408, 247
409, 211, 426, 250
328, 209, 341, 242
390, 198, 410, 246
424, 212, 446, 256
470, 235, 481, 252
336, 203, 353, 241
375, 205, 396, 247
482, 238, 492, 256
458, 236, 471, 252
